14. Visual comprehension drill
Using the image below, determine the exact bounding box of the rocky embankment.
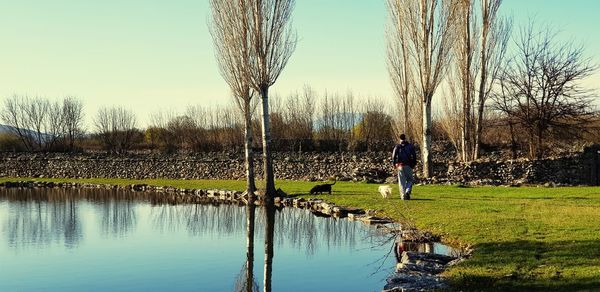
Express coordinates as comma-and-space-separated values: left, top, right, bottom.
1, 150, 597, 185
384, 251, 464, 292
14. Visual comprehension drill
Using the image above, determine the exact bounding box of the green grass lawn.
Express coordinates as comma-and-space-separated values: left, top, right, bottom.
2, 177, 600, 290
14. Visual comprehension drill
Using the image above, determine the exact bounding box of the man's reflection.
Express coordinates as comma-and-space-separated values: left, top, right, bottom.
394, 240, 435, 262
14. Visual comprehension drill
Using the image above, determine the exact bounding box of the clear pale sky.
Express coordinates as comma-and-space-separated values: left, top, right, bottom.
1, 0, 599, 126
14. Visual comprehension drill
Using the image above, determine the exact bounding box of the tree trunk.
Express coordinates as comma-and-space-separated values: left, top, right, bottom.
244, 197, 256, 292
244, 102, 257, 196
422, 99, 433, 178
403, 97, 409, 136
461, 98, 471, 162
508, 120, 517, 159
260, 86, 276, 200
263, 202, 276, 292
461, 6, 473, 163
474, 11, 489, 161
537, 126, 544, 159
528, 129, 536, 159
473, 103, 485, 160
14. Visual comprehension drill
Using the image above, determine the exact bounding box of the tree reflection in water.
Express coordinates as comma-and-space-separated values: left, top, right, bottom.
1, 188, 393, 290
94, 190, 137, 237
150, 201, 246, 236
1, 188, 82, 249
263, 200, 276, 292
234, 196, 259, 292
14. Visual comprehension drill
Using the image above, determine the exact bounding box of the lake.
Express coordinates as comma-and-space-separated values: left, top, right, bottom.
0, 188, 401, 292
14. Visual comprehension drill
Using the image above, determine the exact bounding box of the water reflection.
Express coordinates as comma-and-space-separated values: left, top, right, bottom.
151, 202, 247, 236
263, 201, 276, 292
234, 197, 258, 292
0, 189, 385, 250
2, 190, 404, 253
149, 202, 383, 255
0, 188, 399, 291
394, 240, 464, 260
96, 193, 137, 237
1, 188, 82, 249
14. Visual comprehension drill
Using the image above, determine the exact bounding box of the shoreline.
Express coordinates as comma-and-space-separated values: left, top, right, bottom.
0, 178, 468, 291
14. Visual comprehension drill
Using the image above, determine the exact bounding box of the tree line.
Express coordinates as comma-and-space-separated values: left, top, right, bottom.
0, 89, 397, 153
1, 0, 598, 199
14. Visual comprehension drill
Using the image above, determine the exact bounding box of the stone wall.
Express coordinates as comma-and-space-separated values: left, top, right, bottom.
0, 151, 593, 185
443, 156, 586, 186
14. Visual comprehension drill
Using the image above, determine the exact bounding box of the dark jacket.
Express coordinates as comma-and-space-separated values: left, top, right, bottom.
392, 141, 417, 168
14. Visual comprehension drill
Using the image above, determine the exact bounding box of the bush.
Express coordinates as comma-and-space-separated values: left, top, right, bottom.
0, 133, 26, 152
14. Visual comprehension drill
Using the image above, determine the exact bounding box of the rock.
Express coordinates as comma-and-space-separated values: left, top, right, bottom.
402, 251, 456, 265
398, 260, 447, 275
383, 271, 448, 292
358, 216, 393, 225
384, 250, 460, 291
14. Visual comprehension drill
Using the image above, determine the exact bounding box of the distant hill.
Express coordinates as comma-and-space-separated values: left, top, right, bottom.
0, 124, 16, 134
0, 124, 51, 142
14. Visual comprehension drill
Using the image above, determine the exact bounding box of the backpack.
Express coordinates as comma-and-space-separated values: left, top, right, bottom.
394, 143, 416, 168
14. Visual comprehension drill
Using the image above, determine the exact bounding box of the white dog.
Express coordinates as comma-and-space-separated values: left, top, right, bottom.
378, 185, 392, 199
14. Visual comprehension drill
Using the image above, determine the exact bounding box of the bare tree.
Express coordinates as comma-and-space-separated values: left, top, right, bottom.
448, 0, 510, 161
23, 97, 50, 150
210, 0, 258, 195
355, 97, 394, 151
452, 0, 479, 161
395, 0, 458, 177
94, 107, 137, 153
1, 95, 85, 152
472, 0, 511, 159
45, 100, 64, 150
166, 115, 197, 150
247, 0, 297, 198
216, 105, 244, 149
299, 86, 316, 140
1, 96, 54, 150
318, 92, 338, 143
339, 92, 357, 150
281, 86, 315, 151
316, 91, 354, 150
495, 23, 597, 158
438, 87, 463, 157
148, 109, 177, 152
387, 0, 415, 138
61, 97, 84, 151
1, 95, 35, 150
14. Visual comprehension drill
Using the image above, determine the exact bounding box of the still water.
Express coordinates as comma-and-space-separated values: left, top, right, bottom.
0, 188, 400, 292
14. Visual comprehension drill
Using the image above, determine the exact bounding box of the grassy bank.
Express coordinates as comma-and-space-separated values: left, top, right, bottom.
1, 177, 599, 290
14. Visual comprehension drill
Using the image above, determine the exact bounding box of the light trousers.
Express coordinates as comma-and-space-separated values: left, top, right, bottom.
397, 165, 413, 200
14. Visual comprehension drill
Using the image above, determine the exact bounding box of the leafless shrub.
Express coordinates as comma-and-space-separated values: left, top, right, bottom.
94, 106, 138, 153
353, 97, 394, 151
1, 95, 84, 151
495, 23, 597, 159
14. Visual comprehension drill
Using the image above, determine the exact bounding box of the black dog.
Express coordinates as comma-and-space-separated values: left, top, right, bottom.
309, 180, 336, 195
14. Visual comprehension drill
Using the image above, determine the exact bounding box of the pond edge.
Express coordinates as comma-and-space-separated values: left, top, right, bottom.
0, 180, 471, 291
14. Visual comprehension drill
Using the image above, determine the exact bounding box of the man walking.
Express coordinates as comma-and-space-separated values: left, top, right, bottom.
392, 134, 417, 200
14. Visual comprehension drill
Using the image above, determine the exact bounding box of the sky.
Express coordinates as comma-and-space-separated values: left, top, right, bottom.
0, 0, 599, 126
